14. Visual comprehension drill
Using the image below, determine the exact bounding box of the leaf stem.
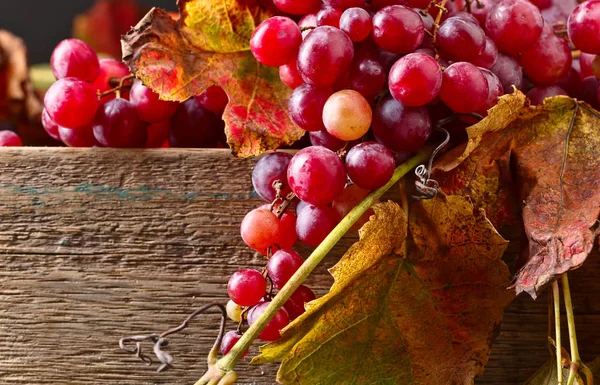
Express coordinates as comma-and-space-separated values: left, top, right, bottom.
562, 274, 581, 385
197, 150, 429, 383
553, 280, 563, 385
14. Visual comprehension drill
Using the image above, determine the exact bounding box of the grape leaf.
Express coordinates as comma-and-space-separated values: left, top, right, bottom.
254, 198, 514, 385
121, 4, 303, 157
434, 97, 600, 298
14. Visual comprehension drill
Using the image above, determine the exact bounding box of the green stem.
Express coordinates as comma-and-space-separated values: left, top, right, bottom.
562, 274, 580, 385
202, 150, 429, 380
553, 280, 563, 385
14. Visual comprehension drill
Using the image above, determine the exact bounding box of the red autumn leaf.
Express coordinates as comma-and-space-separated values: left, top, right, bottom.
434, 96, 600, 298
121, 3, 303, 157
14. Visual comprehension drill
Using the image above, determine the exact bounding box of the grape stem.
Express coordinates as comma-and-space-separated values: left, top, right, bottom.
432, 0, 449, 59
194, 150, 430, 385
562, 274, 581, 385
97, 74, 135, 99
552, 280, 563, 385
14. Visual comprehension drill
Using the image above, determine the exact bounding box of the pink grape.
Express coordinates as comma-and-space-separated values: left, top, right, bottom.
58, 125, 100, 147
129, 80, 178, 123
568, 0, 600, 54
42, 108, 60, 141
485, 0, 543, 55
520, 34, 572, 85
195, 86, 229, 116
296, 204, 339, 247
322, 90, 372, 141
284, 285, 316, 320
273, 0, 320, 15
252, 152, 293, 202
288, 84, 333, 131
317, 7, 343, 28
344, 58, 386, 98
527, 85, 568, 105
479, 68, 504, 113
332, 184, 373, 231
220, 331, 248, 358
297, 26, 354, 87
309, 130, 346, 151
440, 62, 489, 113
287, 146, 346, 205
92, 98, 147, 148
340, 7, 372, 42
50, 38, 99, 82
388, 53, 442, 107
279, 61, 304, 90
372, 97, 431, 153
247, 302, 289, 341
240, 208, 281, 252
490, 53, 524, 93
257, 204, 298, 252
90, 59, 131, 102
579, 53, 595, 79
472, 37, 499, 69
437, 17, 486, 63
0, 131, 22, 146
44, 78, 99, 129
345, 142, 395, 190
250, 17, 302, 67
227, 269, 266, 307
372, 6, 425, 54
267, 249, 304, 289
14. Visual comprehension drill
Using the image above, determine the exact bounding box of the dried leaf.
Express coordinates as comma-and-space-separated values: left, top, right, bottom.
254, 198, 514, 385
434, 97, 600, 298
122, 4, 303, 157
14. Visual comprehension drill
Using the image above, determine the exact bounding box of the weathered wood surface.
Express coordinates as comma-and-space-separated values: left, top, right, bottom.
0, 148, 598, 385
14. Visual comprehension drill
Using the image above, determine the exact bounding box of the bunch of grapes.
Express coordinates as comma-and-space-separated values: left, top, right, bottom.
221, 0, 600, 348
39, 38, 228, 148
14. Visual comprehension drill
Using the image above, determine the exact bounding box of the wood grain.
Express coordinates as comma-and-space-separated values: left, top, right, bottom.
0, 148, 598, 385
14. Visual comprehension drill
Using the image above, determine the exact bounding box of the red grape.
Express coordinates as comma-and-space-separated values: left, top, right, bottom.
332, 184, 373, 231
287, 146, 346, 205
145, 120, 170, 148
440, 62, 489, 113
297, 26, 354, 87
490, 53, 524, 93
556, 67, 581, 97
50, 38, 99, 82
196, 85, 229, 116
526, 85, 568, 105
273, 0, 321, 15
485, 0, 543, 55
284, 285, 316, 320
520, 34, 572, 85
252, 152, 293, 202
257, 204, 298, 252
0, 131, 22, 146
437, 17, 486, 63
129, 80, 178, 123
288, 84, 333, 131
345, 142, 395, 190
41, 108, 60, 141
470, 0, 494, 25
279, 61, 304, 90
372, 96, 432, 153
323, 0, 366, 10
340, 7, 372, 42
479, 68, 504, 113
568, 0, 600, 54
472, 37, 499, 69
90, 59, 131, 102
323, 90, 372, 141
579, 53, 595, 79
388, 53, 442, 107
227, 269, 266, 307
58, 125, 100, 147
169, 98, 222, 148
44, 78, 99, 129
372, 6, 425, 54
92, 98, 147, 148
577, 76, 600, 109
267, 249, 304, 289
247, 301, 289, 341
528, 0, 551, 10
220, 331, 248, 358
345, 58, 386, 98
309, 130, 346, 151
240, 208, 281, 252
250, 17, 302, 67
317, 7, 343, 28
296, 204, 339, 247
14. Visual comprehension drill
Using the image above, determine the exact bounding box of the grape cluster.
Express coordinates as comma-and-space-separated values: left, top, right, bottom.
40, 38, 228, 148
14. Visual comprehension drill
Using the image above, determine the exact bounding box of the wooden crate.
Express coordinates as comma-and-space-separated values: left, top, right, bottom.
0, 148, 598, 384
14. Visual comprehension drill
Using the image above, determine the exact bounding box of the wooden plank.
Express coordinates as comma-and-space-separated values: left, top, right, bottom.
0, 148, 598, 385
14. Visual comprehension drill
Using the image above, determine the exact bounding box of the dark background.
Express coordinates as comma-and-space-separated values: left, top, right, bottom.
0, 0, 177, 64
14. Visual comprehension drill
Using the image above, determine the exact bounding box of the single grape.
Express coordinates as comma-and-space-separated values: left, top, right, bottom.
41, 108, 60, 141
577, 76, 600, 109
309, 130, 346, 151
388, 53, 442, 107
345, 58, 386, 98
345, 142, 395, 190
323, 90, 372, 141
340, 7, 372, 42
479, 68, 504, 113
169, 98, 222, 148
227, 269, 266, 307
50, 38, 99, 82
485, 0, 543, 54
526, 85, 568, 105
252, 152, 293, 202
297, 26, 354, 87
90, 59, 131, 102
279, 61, 304, 90
220, 331, 248, 358
317, 7, 343, 28
490, 53, 524, 93
256, 204, 298, 252
247, 301, 289, 341
372, 6, 424, 54
92, 98, 147, 148
372, 97, 432, 153
296, 200, 310, 216
129, 80, 178, 123
145, 120, 170, 148
58, 125, 100, 147
250, 17, 302, 67
226, 300, 244, 323
470, 0, 494, 25
452, 11, 481, 25
284, 285, 316, 320
568, 0, 600, 54
528, 0, 551, 10
332, 184, 373, 231
287, 146, 346, 205
521, 34, 572, 85
556, 67, 581, 97
440, 62, 489, 113
417, 9, 435, 33
437, 17, 486, 63
273, 0, 321, 15
299, 13, 318, 39
323, 0, 366, 10
0, 131, 22, 146
296, 204, 339, 247
195, 85, 229, 116
579, 53, 595, 79
240, 208, 281, 252
44, 77, 99, 129
472, 37, 498, 69
267, 249, 304, 289
288, 84, 334, 131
